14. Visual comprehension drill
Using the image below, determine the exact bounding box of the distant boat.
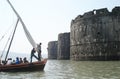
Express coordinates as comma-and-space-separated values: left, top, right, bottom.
0, 0, 47, 72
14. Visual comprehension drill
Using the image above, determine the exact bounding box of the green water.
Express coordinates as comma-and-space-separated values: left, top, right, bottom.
0, 60, 120, 79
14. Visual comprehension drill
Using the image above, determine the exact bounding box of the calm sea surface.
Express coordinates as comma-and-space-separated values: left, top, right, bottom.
0, 60, 120, 79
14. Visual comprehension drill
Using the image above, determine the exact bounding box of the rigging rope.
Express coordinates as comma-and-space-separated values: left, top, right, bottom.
0, 11, 16, 43
0, 36, 10, 58
0, 26, 14, 58
0, 24, 13, 43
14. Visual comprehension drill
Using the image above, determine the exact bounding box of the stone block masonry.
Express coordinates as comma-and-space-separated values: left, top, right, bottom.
47, 41, 58, 59
57, 32, 70, 60
47, 32, 70, 60
70, 6, 120, 60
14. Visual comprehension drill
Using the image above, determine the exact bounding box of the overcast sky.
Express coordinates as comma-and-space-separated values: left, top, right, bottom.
0, 0, 120, 56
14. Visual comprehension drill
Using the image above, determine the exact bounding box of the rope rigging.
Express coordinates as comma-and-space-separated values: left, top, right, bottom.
0, 24, 13, 43
0, 18, 19, 58
0, 35, 11, 58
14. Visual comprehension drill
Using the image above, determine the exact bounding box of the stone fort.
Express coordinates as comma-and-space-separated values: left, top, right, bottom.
48, 7, 120, 61
70, 6, 120, 60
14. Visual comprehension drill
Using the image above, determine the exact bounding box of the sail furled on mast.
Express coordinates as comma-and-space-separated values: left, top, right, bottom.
7, 0, 37, 48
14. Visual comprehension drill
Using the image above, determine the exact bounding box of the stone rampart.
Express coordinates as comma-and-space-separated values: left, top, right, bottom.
47, 41, 58, 59
70, 7, 120, 60
57, 32, 70, 59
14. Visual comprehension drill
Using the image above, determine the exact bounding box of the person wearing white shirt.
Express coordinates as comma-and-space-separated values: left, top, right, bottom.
6, 58, 12, 65
37, 43, 42, 61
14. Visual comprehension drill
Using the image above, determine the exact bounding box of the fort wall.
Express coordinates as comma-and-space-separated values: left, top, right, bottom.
57, 33, 70, 60
47, 41, 58, 59
70, 7, 120, 60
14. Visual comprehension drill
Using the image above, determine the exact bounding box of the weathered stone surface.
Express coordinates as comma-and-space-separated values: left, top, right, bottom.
57, 32, 70, 60
70, 7, 120, 60
47, 41, 58, 59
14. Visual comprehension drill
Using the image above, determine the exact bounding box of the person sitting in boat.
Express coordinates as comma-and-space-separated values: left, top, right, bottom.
11, 60, 16, 65
19, 58, 23, 64
36, 43, 42, 61
15, 57, 20, 64
23, 57, 29, 63
30, 48, 38, 63
6, 58, 12, 65
1, 60, 6, 65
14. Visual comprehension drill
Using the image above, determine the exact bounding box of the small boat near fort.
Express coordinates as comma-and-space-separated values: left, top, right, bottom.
0, 0, 47, 72
0, 59, 47, 72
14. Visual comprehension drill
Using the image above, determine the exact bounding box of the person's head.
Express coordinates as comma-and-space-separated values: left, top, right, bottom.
33, 48, 36, 51
39, 43, 42, 45
16, 57, 19, 60
20, 58, 22, 60
24, 57, 27, 60
8, 58, 12, 60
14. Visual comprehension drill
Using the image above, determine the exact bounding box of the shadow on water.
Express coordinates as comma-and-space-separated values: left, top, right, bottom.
1, 60, 120, 79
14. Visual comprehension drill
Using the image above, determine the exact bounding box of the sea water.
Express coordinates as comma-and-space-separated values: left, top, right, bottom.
0, 60, 120, 79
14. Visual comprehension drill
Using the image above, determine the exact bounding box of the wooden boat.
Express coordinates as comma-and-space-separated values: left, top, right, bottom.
0, 59, 47, 72
0, 0, 47, 72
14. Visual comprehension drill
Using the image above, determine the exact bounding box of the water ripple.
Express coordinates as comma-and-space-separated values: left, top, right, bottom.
0, 60, 120, 79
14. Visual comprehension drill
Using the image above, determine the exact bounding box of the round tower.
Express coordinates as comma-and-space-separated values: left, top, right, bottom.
70, 7, 120, 60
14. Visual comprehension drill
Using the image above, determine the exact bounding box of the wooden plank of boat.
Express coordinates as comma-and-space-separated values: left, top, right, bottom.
0, 59, 47, 72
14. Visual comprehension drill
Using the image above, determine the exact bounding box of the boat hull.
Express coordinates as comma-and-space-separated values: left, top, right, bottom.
0, 59, 47, 72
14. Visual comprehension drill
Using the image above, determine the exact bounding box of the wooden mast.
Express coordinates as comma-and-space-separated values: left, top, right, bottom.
4, 19, 19, 62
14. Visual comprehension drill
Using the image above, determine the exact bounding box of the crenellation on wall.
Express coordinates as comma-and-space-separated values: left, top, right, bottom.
73, 8, 110, 24
73, 7, 120, 24
83, 11, 94, 18
95, 8, 109, 15
112, 6, 120, 15
73, 15, 83, 23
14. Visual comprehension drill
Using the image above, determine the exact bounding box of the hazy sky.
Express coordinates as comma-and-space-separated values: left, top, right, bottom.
0, 0, 120, 56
